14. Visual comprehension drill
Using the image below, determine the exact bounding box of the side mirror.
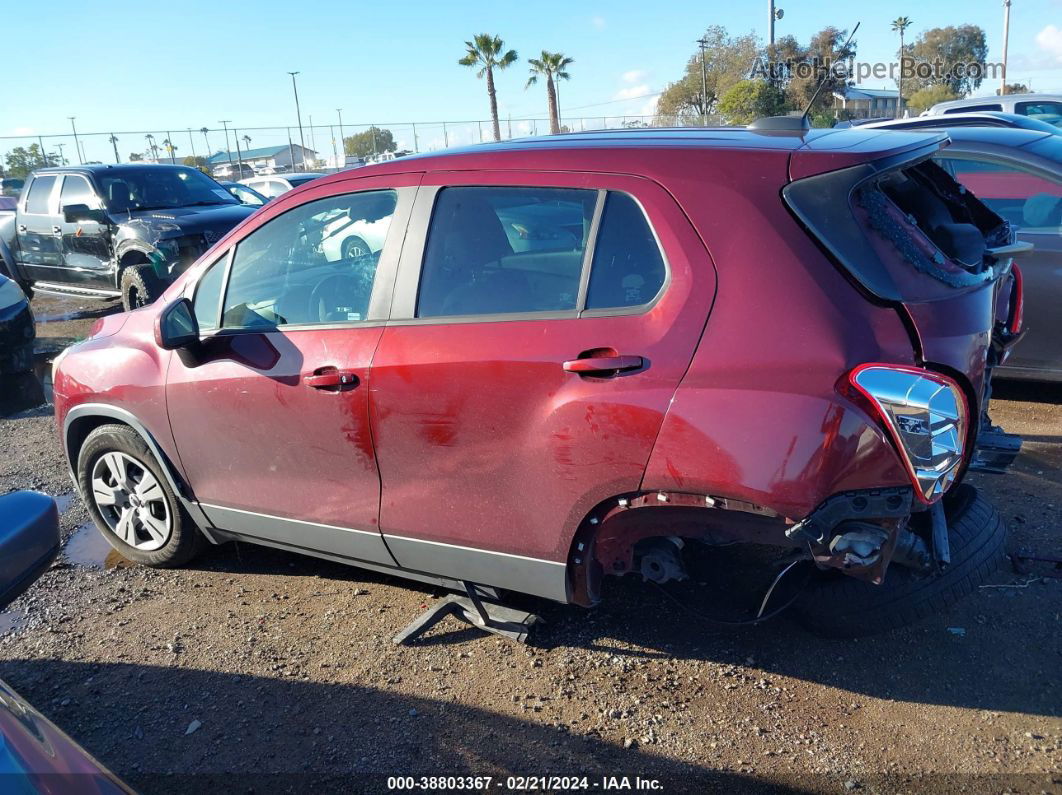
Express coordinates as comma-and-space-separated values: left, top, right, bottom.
154, 297, 199, 350
0, 492, 59, 611
62, 203, 107, 224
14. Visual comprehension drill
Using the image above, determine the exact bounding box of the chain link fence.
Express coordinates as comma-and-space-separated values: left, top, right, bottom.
1, 114, 718, 177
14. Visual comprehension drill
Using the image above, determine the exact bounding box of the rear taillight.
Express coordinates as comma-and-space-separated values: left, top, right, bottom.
848, 364, 968, 504
1008, 263, 1024, 335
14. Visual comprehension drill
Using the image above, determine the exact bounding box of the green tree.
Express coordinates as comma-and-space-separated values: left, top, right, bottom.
658, 26, 761, 122
998, 83, 1029, 95
459, 33, 518, 142
905, 25, 988, 97
129, 152, 144, 161
526, 51, 573, 135
3, 144, 49, 178
717, 79, 788, 124
784, 26, 858, 115
892, 17, 913, 116
906, 84, 959, 113
344, 127, 396, 158
182, 155, 209, 173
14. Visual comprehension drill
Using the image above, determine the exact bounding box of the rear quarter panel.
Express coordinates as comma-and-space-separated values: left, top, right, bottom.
642, 150, 915, 520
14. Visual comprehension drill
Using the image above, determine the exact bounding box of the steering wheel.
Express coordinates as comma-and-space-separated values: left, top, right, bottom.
308, 273, 369, 323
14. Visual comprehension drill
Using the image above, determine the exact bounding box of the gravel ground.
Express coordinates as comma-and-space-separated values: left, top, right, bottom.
0, 294, 1059, 794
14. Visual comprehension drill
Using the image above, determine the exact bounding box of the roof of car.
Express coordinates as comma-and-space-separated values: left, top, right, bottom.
930, 92, 1061, 110
31, 163, 194, 176
858, 111, 1060, 134
913, 126, 1055, 148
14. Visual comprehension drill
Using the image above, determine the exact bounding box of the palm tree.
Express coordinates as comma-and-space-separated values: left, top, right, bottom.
242, 134, 251, 150
199, 126, 211, 166
892, 16, 913, 117
526, 51, 574, 135
459, 33, 518, 142
144, 133, 158, 162
108, 134, 120, 164
161, 138, 177, 164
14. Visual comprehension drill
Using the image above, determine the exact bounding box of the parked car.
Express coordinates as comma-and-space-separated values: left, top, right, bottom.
926, 127, 1061, 381
845, 111, 1060, 135
0, 273, 34, 377
0, 177, 24, 197
0, 196, 16, 214
0, 491, 130, 792
923, 93, 1062, 128
238, 173, 323, 199
211, 162, 256, 180
220, 181, 270, 207
0, 164, 257, 310
53, 127, 1023, 639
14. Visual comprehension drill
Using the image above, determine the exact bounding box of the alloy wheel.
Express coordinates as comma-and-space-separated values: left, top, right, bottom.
90, 451, 171, 551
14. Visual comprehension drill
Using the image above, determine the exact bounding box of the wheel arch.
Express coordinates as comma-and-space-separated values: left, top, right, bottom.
64, 403, 218, 542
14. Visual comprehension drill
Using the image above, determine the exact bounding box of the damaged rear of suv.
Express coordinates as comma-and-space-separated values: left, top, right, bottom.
54, 127, 1020, 641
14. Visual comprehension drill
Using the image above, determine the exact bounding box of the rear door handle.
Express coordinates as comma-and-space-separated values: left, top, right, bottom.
304, 368, 359, 390
52, 225, 62, 234
563, 355, 644, 375
17, 225, 26, 233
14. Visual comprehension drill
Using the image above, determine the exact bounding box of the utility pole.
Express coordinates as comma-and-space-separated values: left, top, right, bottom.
219, 120, 233, 171
329, 125, 337, 167
37, 135, 48, 166
287, 128, 295, 173
110, 134, 120, 164
443, 121, 449, 148
308, 114, 317, 159
370, 125, 378, 155
1000, 0, 1012, 96
166, 131, 176, 164
187, 129, 197, 162
68, 117, 82, 164
288, 71, 306, 169
507, 114, 512, 139
697, 36, 709, 125
769, 0, 776, 47
56, 142, 66, 165
336, 109, 345, 162
412, 122, 418, 152
234, 128, 243, 174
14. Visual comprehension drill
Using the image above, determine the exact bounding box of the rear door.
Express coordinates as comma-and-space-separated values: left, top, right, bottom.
368, 172, 715, 600
16, 174, 63, 282
938, 152, 1062, 377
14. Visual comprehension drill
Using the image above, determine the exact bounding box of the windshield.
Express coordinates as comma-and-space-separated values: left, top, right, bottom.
96, 167, 239, 212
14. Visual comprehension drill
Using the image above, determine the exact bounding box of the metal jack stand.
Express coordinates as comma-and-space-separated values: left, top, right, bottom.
393, 582, 542, 645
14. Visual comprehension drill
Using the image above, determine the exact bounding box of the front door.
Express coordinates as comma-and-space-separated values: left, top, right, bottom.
368, 173, 716, 600
16, 174, 63, 283
940, 153, 1062, 377
57, 174, 113, 288
165, 177, 417, 564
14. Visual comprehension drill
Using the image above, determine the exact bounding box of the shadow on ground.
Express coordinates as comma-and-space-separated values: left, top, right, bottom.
0, 659, 803, 794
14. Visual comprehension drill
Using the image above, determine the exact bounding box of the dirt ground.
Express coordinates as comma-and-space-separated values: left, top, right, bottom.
0, 294, 1059, 794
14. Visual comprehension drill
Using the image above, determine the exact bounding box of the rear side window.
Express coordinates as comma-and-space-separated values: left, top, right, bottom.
586, 193, 666, 310
24, 176, 57, 214
416, 186, 596, 318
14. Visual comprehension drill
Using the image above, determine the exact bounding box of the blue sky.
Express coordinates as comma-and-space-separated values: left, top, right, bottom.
2, 0, 1060, 161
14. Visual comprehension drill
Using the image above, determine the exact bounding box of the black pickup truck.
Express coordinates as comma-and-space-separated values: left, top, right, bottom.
0, 164, 257, 310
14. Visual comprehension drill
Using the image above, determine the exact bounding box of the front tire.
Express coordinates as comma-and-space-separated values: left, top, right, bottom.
120, 265, 164, 311
77, 424, 204, 567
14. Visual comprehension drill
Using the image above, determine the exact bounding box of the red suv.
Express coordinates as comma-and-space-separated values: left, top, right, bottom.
53, 128, 1023, 637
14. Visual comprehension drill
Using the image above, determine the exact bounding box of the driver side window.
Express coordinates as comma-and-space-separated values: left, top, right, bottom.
221, 190, 397, 329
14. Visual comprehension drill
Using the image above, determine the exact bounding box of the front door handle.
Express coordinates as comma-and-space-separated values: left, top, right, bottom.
304, 368, 359, 390
563, 354, 644, 375
17, 225, 26, 233
52, 225, 62, 235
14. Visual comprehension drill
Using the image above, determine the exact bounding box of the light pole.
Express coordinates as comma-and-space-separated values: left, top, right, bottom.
696, 37, 709, 125
56, 142, 66, 165
218, 120, 233, 172
187, 129, 197, 163
1000, 0, 1012, 96
288, 71, 306, 169
336, 109, 345, 163
68, 117, 82, 164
